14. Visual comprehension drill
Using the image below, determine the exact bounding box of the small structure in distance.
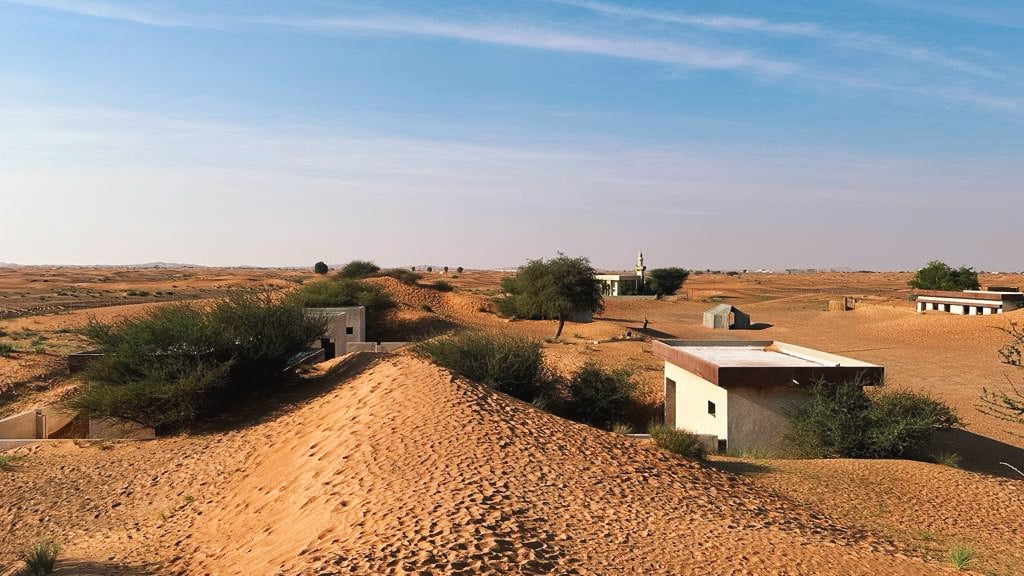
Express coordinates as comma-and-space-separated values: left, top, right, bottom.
703, 304, 750, 329
595, 251, 646, 297
915, 287, 1024, 315
653, 339, 883, 453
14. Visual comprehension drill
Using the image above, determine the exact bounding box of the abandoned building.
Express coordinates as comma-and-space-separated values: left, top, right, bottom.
703, 304, 750, 329
596, 252, 647, 296
653, 339, 884, 453
915, 288, 1024, 315
305, 306, 367, 358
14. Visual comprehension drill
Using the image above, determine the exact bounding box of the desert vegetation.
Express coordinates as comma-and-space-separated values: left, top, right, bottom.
19, 538, 59, 575
645, 267, 690, 296
979, 321, 1024, 428
908, 260, 980, 291
787, 376, 961, 458
648, 424, 706, 460
68, 290, 327, 432
497, 254, 604, 338
313, 261, 328, 275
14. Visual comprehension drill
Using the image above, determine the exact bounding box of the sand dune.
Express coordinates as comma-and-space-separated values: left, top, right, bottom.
0, 352, 959, 574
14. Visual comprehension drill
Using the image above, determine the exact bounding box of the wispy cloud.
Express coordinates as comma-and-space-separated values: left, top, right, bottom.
555, 0, 999, 78
2, 0, 220, 28
265, 15, 798, 75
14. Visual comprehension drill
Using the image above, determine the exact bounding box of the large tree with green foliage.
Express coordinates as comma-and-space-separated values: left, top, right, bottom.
908, 260, 979, 291
646, 267, 690, 296
313, 261, 329, 274
500, 254, 604, 339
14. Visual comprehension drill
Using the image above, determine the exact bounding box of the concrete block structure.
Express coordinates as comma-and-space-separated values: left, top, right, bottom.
703, 304, 751, 329
915, 289, 1024, 315
653, 339, 883, 453
305, 307, 367, 359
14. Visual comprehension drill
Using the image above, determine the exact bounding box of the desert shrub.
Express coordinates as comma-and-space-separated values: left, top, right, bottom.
457, 267, 464, 273
431, 280, 454, 292
612, 422, 635, 435
374, 268, 422, 285
20, 538, 59, 575
415, 331, 549, 402
70, 291, 326, 432
337, 260, 381, 279
564, 362, 637, 428
649, 424, 706, 460
313, 261, 328, 274
949, 545, 974, 571
646, 267, 690, 296
0, 342, 13, 357
0, 454, 23, 471
908, 260, 979, 291
787, 377, 961, 458
288, 278, 394, 313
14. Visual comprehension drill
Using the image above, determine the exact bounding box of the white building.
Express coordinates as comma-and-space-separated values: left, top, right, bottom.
305, 306, 366, 358
653, 339, 883, 453
596, 252, 647, 296
915, 289, 1023, 315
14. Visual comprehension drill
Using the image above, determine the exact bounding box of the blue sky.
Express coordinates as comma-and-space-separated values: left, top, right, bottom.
0, 0, 1021, 270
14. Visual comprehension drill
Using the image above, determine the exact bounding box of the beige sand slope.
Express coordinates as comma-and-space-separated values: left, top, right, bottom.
3, 353, 957, 575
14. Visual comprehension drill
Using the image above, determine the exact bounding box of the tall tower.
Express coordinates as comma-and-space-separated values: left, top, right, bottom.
635, 251, 646, 279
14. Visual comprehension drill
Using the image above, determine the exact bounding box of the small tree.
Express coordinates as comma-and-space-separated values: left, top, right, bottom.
908, 260, 980, 291
457, 266, 464, 273
337, 260, 381, 279
427, 266, 433, 273
979, 322, 1024, 432
313, 261, 329, 275
443, 266, 449, 274
646, 267, 690, 296
501, 254, 604, 339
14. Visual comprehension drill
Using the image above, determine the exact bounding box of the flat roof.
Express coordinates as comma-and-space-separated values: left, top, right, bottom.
652, 339, 883, 388
916, 290, 1024, 302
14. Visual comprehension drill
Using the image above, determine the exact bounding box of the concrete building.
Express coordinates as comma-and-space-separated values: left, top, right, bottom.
596, 252, 646, 296
653, 339, 883, 453
915, 289, 1024, 315
305, 306, 366, 358
703, 304, 751, 330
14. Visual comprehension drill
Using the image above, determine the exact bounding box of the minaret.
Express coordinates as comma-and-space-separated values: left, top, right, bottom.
635, 251, 646, 280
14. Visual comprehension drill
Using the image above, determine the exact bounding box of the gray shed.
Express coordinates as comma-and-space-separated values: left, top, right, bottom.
702, 304, 751, 330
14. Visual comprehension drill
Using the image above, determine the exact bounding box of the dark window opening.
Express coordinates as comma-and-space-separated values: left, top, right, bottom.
717, 439, 727, 453
346, 327, 354, 335
707, 401, 716, 416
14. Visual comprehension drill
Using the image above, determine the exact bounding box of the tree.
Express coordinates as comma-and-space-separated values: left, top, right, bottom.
426, 266, 433, 273
313, 261, 328, 275
337, 260, 380, 279
979, 322, 1024, 432
501, 254, 604, 339
908, 260, 980, 291
443, 266, 449, 274
646, 267, 690, 296
457, 266, 464, 274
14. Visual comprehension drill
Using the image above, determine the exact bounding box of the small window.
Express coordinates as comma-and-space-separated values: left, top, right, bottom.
346, 327, 354, 335
707, 401, 716, 416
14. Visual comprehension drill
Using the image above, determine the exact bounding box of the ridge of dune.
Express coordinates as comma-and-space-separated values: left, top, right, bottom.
163, 353, 951, 575
365, 276, 500, 328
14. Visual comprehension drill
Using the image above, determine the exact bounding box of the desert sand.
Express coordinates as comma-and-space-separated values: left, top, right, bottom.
1, 267, 1023, 574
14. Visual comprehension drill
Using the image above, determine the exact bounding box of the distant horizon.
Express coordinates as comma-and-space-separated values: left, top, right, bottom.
2, 1, 1020, 270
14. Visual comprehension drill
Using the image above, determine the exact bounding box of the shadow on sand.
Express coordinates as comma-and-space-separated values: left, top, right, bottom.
705, 458, 775, 476
930, 428, 1024, 479
736, 323, 774, 331
54, 559, 160, 575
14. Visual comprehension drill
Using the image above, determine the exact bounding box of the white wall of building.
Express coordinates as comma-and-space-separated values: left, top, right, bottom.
665, 363, 728, 441
727, 386, 807, 453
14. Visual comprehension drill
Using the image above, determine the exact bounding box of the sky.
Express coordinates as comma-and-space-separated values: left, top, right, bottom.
0, 0, 1021, 271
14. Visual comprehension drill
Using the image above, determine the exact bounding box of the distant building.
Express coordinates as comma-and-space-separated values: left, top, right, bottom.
653, 339, 883, 453
915, 288, 1024, 315
703, 304, 750, 329
596, 252, 646, 296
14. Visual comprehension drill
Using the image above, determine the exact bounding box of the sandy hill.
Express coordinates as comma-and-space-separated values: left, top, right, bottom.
3, 353, 954, 575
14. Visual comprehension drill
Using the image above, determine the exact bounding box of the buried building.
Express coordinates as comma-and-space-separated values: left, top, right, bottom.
305, 306, 366, 359
915, 288, 1024, 315
653, 339, 883, 453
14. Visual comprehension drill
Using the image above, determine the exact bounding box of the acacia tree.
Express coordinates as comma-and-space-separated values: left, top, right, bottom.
646, 267, 690, 296
908, 260, 979, 291
502, 254, 604, 339
980, 322, 1024, 432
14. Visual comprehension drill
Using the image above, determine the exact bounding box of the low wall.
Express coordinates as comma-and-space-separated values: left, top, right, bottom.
347, 342, 410, 353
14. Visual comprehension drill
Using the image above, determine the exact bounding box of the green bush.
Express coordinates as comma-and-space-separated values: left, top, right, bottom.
313, 261, 329, 274
649, 424, 706, 460
337, 260, 381, 279
288, 278, 394, 313
787, 377, 961, 458
70, 291, 327, 432
20, 538, 59, 575
0, 342, 13, 357
431, 280, 454, 292
565, 362, 637, 428
908, 260, 979, 291
374, 268, 422, 285
646, 267, 690, 296
415, 331, 549, 402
